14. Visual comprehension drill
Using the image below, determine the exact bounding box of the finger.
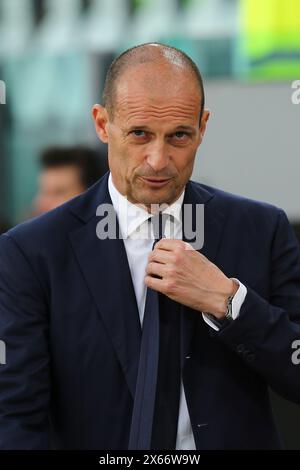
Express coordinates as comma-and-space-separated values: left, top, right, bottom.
144, 275, 165, 294
154, 238, 187, 251
148, 249, 174, 264
145, 261, 168, 278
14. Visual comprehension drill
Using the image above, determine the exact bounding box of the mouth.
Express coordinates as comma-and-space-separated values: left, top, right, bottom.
140, 177, 173, 188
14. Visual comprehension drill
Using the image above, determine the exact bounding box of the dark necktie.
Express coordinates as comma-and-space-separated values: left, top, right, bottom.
151, 214, 181, 450
128, 212, 181, 450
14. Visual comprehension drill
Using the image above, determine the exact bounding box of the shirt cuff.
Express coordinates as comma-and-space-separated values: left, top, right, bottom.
202, 278, 247, 331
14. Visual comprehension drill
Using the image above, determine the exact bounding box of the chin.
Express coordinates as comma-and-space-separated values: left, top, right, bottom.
137, 190, 176, 206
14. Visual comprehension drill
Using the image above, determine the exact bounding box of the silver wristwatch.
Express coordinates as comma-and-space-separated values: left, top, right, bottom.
206, 294, 235, 329
224, 294, 234, 321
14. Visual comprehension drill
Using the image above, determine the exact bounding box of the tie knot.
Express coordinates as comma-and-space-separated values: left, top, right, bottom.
149, 213, 174, 249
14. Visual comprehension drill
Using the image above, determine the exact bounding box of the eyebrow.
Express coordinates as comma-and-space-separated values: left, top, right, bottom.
173, 125, 196, 133
126, 124, 196, 133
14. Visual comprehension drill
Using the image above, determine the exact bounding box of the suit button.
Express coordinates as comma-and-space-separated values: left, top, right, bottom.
186, 355, 191, 359
237, 344, 245, 354
197, 423, 208, 429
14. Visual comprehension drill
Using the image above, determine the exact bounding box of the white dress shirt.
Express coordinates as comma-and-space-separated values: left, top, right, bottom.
108, 172, 247, 450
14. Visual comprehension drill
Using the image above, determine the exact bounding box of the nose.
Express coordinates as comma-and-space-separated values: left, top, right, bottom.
146, 141, 170, 172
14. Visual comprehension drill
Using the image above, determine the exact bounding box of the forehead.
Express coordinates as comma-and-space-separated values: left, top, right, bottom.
113, 63, 201, 126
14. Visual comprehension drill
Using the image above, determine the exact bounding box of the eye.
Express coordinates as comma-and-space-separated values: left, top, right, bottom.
131, 130, 146, 137
170, 131, 190, 143
174, 131, 188, 139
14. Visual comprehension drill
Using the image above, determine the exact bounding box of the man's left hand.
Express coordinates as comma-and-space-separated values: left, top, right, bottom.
145, 239, 238, 319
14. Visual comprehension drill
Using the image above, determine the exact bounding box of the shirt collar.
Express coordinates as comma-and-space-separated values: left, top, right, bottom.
108, 172, 185, 238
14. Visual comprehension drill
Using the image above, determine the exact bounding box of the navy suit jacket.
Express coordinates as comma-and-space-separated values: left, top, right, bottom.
1, 172, 300, 449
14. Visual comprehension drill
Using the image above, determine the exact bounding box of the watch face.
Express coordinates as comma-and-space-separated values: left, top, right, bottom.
225, 296, 234, 320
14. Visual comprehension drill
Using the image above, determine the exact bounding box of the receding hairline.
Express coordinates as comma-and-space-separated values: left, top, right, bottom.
102, 43, 205, 121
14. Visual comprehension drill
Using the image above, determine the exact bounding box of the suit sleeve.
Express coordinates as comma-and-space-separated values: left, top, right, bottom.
216, 209, 300, 404
0, 233, 50, 449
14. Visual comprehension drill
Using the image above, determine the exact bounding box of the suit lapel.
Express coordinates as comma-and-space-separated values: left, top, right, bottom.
68, 174, 141, 398
180, 181, 228, 366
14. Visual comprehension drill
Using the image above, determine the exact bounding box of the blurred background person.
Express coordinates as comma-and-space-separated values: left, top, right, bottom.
31, 145, 108, 216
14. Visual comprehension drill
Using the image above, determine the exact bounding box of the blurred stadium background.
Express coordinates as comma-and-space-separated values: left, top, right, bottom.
0, 0, 300, 449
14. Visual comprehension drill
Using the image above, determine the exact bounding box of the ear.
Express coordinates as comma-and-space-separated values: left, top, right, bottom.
92, 104, 110, 143
199, 109, 210, 141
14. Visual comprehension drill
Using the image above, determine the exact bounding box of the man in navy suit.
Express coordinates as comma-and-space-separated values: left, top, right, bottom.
0, 43, 300, 450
